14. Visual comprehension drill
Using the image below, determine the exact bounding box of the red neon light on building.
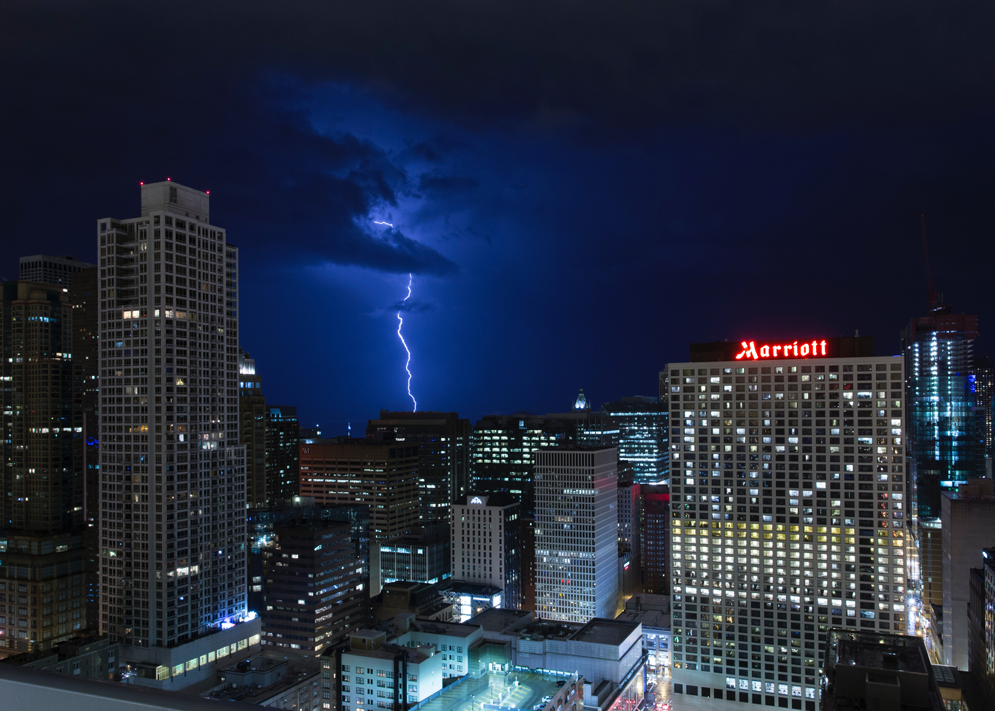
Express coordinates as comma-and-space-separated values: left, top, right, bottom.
735, 339, 828, 360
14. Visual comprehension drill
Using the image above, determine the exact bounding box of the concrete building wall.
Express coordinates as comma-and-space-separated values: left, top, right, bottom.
941, 487, 995, 669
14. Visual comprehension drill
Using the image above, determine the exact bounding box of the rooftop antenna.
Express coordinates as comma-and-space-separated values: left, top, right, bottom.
920, 214, 938, 307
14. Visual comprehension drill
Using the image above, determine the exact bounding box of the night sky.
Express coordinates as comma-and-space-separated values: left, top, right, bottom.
3, 2, 995, 433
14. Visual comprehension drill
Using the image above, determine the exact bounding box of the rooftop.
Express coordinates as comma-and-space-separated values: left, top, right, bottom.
615, 608, 668, 629
343, 643, 432, 664
205, 652, 321, 704
440, 581, 503, 596
571, 619, 640, 648
0, 662, 259, 711
412, 670, 577, 711
519, 620, 582, 642
832, 635, 927, 674
467, 608, 533, 634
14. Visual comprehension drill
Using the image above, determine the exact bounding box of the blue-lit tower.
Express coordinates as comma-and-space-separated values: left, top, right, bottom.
605, 396, 669, 484
902, 302, 984, 520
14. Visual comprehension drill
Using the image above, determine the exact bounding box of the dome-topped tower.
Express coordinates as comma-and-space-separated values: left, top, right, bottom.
573, 388, 590, 411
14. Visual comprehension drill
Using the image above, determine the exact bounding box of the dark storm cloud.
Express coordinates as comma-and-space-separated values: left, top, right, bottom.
4, 1, 993, 143
417, 173, 480, 195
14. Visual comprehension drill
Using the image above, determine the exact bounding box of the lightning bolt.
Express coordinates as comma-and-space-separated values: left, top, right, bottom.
374, 220, 394, 228
397, 273, 416, 412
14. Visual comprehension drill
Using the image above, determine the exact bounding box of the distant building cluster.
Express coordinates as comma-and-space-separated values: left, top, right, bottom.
3, 180, 995, 711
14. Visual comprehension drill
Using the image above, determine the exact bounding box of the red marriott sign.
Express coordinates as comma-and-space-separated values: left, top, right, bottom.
735, 339, 828, 360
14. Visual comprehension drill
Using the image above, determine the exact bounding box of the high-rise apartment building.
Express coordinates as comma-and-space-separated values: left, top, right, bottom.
19, 255, 96, 287
450, 493, 521, 608
902, 303, 984, 519
664, 338, 907, 711
0, 282, 82, 534
239, 349, 267, 508
366, 410, 470, 524
605, 397, 669, 484
260, 520, 367, 655
0, 281, 88, 656
534, 448, 619, 623
97, 181, 248, 649
298, 439, 418, 542
266, 405, 300, 505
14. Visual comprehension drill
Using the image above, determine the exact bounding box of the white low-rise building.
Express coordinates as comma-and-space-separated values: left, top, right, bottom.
323, 613, 483, 711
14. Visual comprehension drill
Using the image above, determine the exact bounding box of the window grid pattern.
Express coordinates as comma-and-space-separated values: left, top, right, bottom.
666, 356, 906, 709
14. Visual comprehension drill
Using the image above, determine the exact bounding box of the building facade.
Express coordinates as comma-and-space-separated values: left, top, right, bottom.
968, 548, 995, 709
97, 181, 248, 648
327, 615, 484, 711
239, 350, 268, 508
366, 411, 471, 525
534, 448, 619, 623
19, 255, 96, 287
664, 338, 907, 710
70, 266, 101, 632
641, 485, 671, 596
902, 304, 983, 520
470, 410, 619, 517
940, 480, 995, 670
450, 493, 521, 609
0, 281, 89, 655
266, 405, 300, 505
261, 520, 368, 655
372, 523, 451, 595
605, 397, 669, 485
299, 440, 419, 542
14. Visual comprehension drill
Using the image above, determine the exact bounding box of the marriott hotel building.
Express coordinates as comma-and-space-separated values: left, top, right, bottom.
662, 337, 907, 710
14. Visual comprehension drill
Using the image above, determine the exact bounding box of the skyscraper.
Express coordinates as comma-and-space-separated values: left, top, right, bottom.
372, 523, 451, 594
266, 405, 300, 505
0, 282, 82, 534
534, 447, 619, 623
260, 520, 367, 655
470, 409, 618, 514
605, 396, 669, 484
19, 254, 96, 287
641, 484, 671, 596
972, 354, 993, 462
98, 181, 248, 648
450, 493, 520, 608
298, 439, 419, 542
0, 280, 88, 655
470, 413, 562, 507
366, 410, 470, 524
239, 349, 267, 508
664, 338, 907, 711
902, 303, 983, 519
69, 266, 100, 632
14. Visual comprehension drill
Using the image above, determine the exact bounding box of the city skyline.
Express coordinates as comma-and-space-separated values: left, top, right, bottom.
2, 3, 994, 431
